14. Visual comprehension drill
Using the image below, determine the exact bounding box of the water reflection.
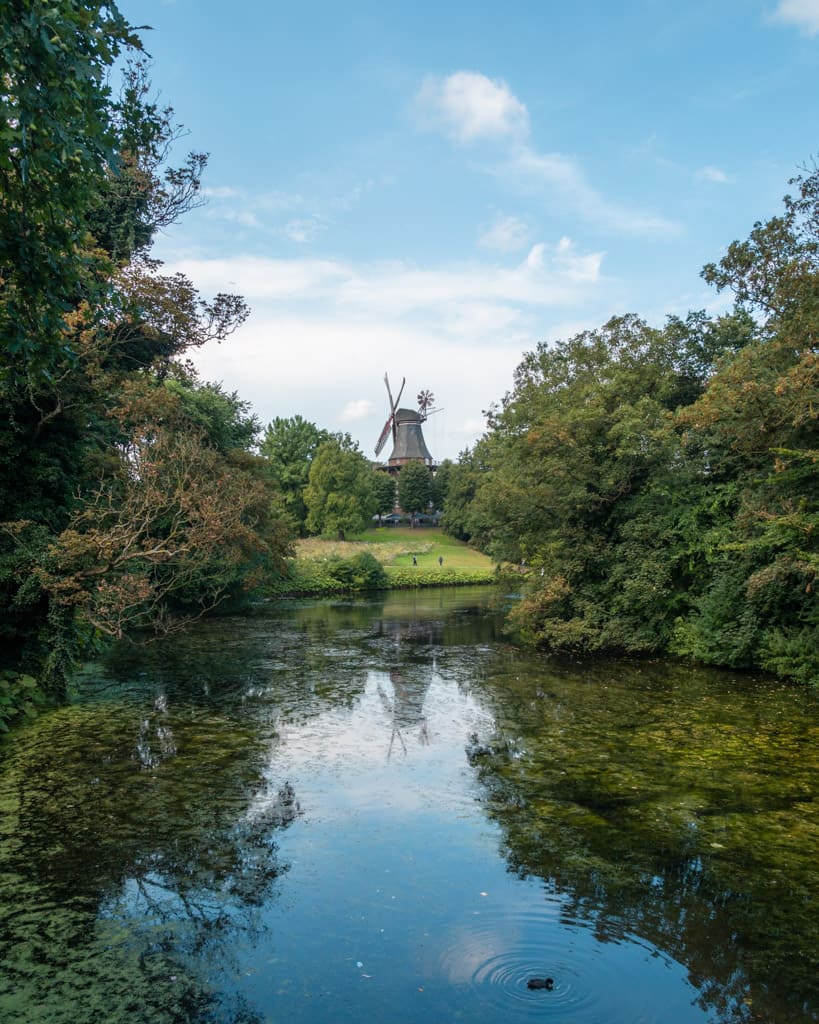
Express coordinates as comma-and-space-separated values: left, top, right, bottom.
0, 689, 301, 1023
0, 588, 815, 1024
466, 656, 819, 1024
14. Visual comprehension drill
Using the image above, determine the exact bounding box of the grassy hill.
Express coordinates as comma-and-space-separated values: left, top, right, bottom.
268, 527, 497, 596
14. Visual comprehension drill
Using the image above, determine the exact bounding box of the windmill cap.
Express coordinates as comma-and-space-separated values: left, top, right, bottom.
394, 408, 424, 423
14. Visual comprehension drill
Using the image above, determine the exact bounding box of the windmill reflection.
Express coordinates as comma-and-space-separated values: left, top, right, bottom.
377, 667, 431, 758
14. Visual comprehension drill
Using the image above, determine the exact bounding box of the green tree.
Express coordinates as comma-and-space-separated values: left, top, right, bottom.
0, 20, 290, 720
372, 470, 397, 518
164, 377, 260, 454
0, 3, 147, 373
431, 458, 454, 511
397, 461, 433, 518
304, 439, 376, 539
260, 415, 330, 532
469, 313, 738, 653
441, 449, 485, 541
444, 162, 818, 685
671, 164, 819, 683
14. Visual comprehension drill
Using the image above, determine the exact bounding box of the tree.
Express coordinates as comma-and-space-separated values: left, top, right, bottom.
431, 458, 454, 511
441, 449, 485, 541
463, 314, 738, 654
671, 163, 819, 683
163, 377, 260, 454
372, 470, 397, 519
304, 439, 376, 539
397, 461, 432, 518
260, 416, 330, 532
440, 163, 818, 685
0, 18, 288, 719
39, 427, 290, 641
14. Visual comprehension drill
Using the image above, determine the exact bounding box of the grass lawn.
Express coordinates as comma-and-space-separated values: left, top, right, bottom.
278, 527, 497, 595
295, 526, 494, 571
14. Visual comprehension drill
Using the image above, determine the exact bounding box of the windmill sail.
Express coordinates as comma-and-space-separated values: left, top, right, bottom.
375, 373, 406, 454
375, 417, 393, 456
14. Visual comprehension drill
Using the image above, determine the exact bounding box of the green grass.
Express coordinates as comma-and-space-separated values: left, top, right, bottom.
267, 527, 497, 596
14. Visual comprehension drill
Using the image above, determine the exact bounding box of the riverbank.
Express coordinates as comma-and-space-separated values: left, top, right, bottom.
263, 526, 498, 597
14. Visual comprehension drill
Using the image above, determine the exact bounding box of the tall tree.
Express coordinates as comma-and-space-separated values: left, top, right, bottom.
672, 164, 819, 683
0, 12, 291, 720
431, 458, 454, 511
463, 313, 743, 654
397, 461, 433, 518
1, 2, 143, 372
260, 415, 330, 532
372, 470, 397, 518
304, 439, 376, 539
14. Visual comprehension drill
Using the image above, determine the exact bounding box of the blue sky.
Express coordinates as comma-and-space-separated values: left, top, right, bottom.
122, 0, 819, 460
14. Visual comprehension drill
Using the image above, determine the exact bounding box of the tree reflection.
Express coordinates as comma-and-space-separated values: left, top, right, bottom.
466, 658, 818, 1024
0, 702, 299, 1024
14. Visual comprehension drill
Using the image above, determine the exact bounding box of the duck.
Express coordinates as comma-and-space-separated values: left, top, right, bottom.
527, 977, 554, 990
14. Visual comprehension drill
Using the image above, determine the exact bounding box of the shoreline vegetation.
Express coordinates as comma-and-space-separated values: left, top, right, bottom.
263, 526, 499, 597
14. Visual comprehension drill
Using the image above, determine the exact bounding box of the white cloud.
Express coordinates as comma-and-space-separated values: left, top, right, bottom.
196, 184, 369, 242
478, 213, 530, 252
166, 239, 610, 459
339, 399, 374, 423
282, 217, 324, 243
203, 204, 259, 229
175, 256, 350, 299
202, 185, 241, 199
507, 148, 682, 237
694, 165, 733, 184
773, 0, 819, 34
177, 240, 603, 315
415, 71, 529, 142
416, 71, 680, 238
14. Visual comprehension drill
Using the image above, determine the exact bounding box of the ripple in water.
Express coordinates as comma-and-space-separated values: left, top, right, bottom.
438, 904, 693, 1024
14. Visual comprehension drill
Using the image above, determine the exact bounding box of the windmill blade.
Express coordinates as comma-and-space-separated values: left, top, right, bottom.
384, 373, 406, 441
391, 377, 406, 438
374, 416, 393, 456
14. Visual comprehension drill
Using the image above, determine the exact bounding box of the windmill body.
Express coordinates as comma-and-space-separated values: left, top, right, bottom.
387, 407, 434, 467
374, 373, 438, 474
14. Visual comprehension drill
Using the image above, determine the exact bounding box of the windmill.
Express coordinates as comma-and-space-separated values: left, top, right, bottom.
374, 373, 437, 469
374, 373, 405, 457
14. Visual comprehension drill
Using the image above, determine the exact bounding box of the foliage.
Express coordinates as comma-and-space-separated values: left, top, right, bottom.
441, 449, 486, 541
0, 15, 293, 708
40, 428, 290, 639
397, 460, 433, 515
372, 469, 397, 516
0, 0, 141, 371
260, 415, 331, 532
304, 438, 376, 539
325, 551, 388, 590
448, 166, 819, 685
385, 565, 497, 588
431, 458, 454, 510
164, 377, 260, 453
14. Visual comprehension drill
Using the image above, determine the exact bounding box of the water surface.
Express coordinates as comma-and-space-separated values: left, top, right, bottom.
0, 588, 816, 1023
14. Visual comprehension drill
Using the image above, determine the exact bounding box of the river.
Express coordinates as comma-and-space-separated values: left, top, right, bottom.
0, 587, 816, 1024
